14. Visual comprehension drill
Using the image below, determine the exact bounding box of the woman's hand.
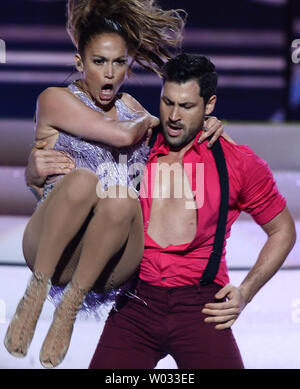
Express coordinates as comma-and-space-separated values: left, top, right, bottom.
145, 116, 160, 147
145, 128, 153, 147
131, 113, 160, 145
198, 116, 237, 147
150, 115, 160, 128
120, 93, 160, 147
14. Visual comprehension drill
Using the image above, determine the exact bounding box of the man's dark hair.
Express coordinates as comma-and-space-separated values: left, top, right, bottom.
162, 53, 218, 105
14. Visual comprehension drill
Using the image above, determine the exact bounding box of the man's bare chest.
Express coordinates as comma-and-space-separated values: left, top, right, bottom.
146, 155, 197, 247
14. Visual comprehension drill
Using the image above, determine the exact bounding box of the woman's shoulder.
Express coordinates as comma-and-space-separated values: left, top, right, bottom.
36, 86, 84, 121
38, 86, 73, 103
35, 87, 77, 140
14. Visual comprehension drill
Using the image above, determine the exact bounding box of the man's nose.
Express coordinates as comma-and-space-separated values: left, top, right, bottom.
169, 106, 181, 122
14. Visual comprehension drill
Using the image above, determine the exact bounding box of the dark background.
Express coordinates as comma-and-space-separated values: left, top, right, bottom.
0, 0, 299, 121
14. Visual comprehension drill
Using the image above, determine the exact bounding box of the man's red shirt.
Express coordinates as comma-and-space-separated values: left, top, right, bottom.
138, 131, 286, 287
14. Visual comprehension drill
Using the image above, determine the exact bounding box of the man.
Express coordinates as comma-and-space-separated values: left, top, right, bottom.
26, 54, 296, 369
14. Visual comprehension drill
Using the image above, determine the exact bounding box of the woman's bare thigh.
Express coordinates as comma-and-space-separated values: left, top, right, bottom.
22, 175, 92, 286
23, 179, 144, 291
93, 197, 145, 293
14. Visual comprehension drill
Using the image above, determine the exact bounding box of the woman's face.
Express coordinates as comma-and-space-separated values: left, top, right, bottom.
77, 33, 129, 109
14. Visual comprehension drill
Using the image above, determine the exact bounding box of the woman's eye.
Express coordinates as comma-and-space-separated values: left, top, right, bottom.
115, 60, 127, 65
94, 60, 104, 65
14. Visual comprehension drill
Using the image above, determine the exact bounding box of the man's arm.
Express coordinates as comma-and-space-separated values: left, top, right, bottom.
202, 207, 296, 330
25, 140, 75, 200
239, 207, 296, 303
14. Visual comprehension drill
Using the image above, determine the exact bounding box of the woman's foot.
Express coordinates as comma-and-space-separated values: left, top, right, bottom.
39, 278, 88, 368
4, 270, 51, 357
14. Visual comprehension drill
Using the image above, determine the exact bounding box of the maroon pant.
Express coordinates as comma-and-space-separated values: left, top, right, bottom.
89, 279, 244, 369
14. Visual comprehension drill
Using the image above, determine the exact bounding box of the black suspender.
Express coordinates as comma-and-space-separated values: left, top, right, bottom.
146, 132, 229, 286
200, 138, 229, 286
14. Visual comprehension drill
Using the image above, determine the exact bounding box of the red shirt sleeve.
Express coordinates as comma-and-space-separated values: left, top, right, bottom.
237, 146, 286, 225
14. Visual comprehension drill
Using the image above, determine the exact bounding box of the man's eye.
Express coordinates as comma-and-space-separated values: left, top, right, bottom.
94, 60, 105, 65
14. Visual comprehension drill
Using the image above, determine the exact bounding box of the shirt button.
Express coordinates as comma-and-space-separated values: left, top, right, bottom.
161, 277, 166, 281
152, 149, 156, 153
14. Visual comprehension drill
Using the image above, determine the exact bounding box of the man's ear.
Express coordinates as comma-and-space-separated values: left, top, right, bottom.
75, 53, 84, 73
205, 95, 217, 116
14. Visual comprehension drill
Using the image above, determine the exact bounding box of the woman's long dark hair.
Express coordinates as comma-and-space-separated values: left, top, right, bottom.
67, 0, 187, 76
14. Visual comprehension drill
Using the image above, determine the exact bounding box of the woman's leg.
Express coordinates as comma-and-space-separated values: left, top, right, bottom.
72, 185, 144, 290
22, 173, 93, 286
22, 171, 143, 291
6, 166, 144, 364
4, 169, 100, 357
31, 168, 100, 277
39, 186, 145, 368
94, 195, 144, 292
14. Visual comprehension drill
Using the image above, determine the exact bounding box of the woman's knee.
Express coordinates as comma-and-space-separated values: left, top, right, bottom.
96, 188, 139, 225
61, 168, 99, 204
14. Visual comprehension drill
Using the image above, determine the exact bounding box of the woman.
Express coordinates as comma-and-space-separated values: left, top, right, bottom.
4, 0, 227, 368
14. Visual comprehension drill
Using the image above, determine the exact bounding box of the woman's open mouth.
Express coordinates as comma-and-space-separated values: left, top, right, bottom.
99, 84, 114, 101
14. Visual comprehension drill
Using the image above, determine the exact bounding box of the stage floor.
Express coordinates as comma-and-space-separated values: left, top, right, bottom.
0, 265, 299, 369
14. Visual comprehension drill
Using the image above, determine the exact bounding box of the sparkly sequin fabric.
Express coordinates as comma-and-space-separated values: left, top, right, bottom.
34, 82, 150, 316
37, 82, 150, 208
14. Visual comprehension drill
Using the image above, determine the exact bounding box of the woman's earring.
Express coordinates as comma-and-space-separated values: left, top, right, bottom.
76, 61, 83, 72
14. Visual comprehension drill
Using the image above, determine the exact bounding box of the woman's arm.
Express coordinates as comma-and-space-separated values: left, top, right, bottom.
120, 93, 154, 146
36, 88, 158, 148
26, 89, 157, 195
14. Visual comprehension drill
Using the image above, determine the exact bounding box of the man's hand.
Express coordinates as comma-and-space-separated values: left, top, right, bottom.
198, 117, 237, 147
25, 140, 75, 188
201, 284, 247, 330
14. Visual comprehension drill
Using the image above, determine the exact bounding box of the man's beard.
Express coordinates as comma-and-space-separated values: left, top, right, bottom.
163, 120, 204, 150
